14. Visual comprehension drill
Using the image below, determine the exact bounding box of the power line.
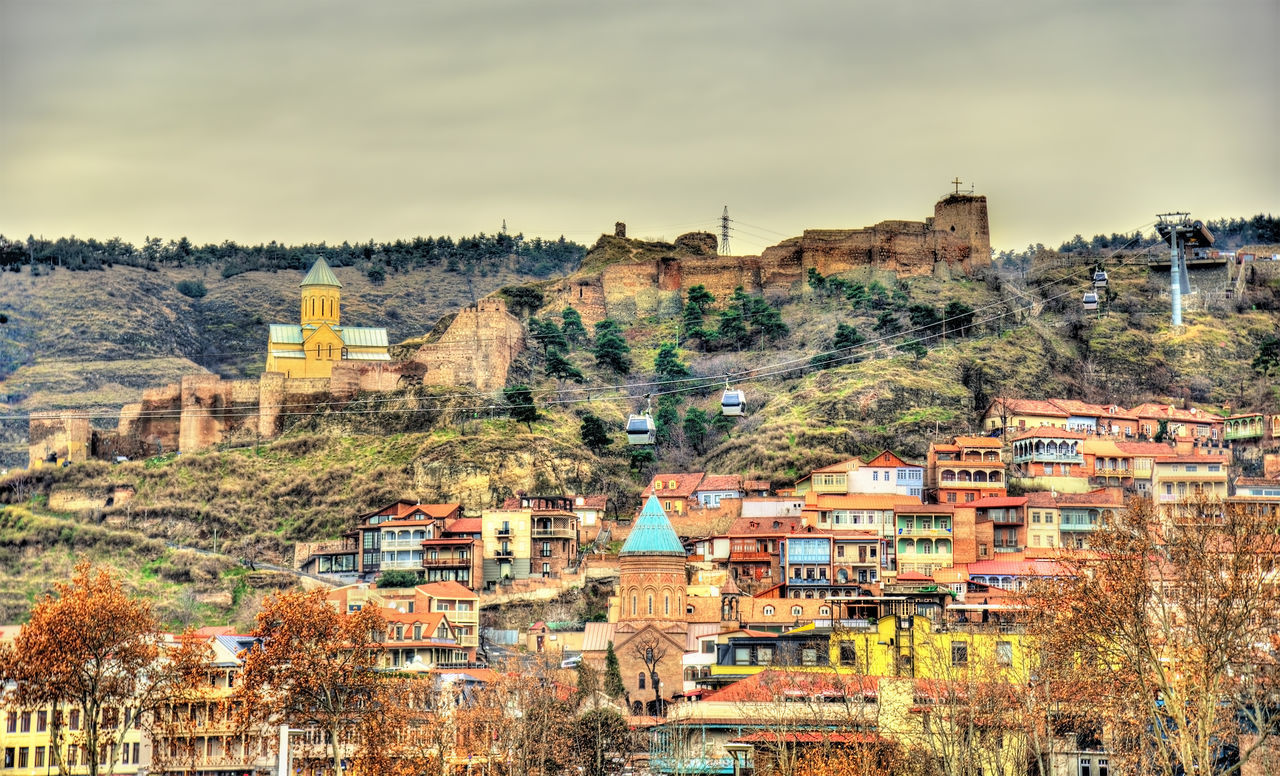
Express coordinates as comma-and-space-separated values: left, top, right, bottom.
5, 226, 1159, 426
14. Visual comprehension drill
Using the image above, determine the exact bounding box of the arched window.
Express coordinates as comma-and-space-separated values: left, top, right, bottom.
664, 595, 670, 615
837, 568, 849, 583
941, 470, 956, 482
648, 596, 653, 615
791, 606, 802, 617
311, 298, 315, 316
326, 344, 332, 359
763, 605, 775, 616
989, 471, 1002, 483
631, 596, 636, 617
974, 471, 988, 483
820, 606, 831, 616
637, 673, 645, 690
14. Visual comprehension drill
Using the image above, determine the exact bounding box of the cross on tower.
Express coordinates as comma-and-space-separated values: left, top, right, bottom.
951, 177, 964, 194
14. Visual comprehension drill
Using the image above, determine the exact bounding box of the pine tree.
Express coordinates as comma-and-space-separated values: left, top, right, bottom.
683, 408, 709, 453
579, 412, 611, 454
560, 307, 588, 345
653, 343, 690, 378
546, 349, 584, 383
504, 385, 538, 428
603, 642, 625, 699
593, 319, 631, 374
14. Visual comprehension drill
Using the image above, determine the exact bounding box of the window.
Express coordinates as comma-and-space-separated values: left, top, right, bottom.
4, 712, 13, 733
70, 710, 80, 730
836, 545, 845, 557
34, 747, 45, 768
735, 647, 751, 665
1079, 758, 1091, 776
17, 748, 28, 768
791, 606, 802, 616
951, 642, 969, 666
763, 605, 775, 616
654, 480, 662, 491
637, 672, 645, 689
1045, 512, 1054, 524
979, 543, 988, 557
19, 713, 29, 733
965, 492, 975, 502
664, 501, 672, 511
648, 596, 654, 615
801, 647, 818, 666
820, 606, 830, 616
1032, 512, 1041, 523
756, 646, 774, 665
541, 541, 551, 557
36, 711, 46, 733
996, 641, 1013, 666
665, 595, 670, 615
631, 595, 636, 616
840, 642, 858, 667
947, 492, 957, 503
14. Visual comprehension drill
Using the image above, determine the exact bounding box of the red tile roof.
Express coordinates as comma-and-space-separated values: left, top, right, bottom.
1237, 477, 1280, 487
702, 671, 878, 703
729, 516, 809, 536
953, 436, 1004, 447
573, 494, 609, 510
743, 480, 771, 492
1129, 403, 1223, 424
862, 450, 917, 468
641, 473, 706, 499
364, 501, 461, 520
1011, 427, 1087, 441
988, 398, 1070, 418
1049, 399, 1138, 420
1024, 491, 1058, 508
415, 580, 478, 599
1115, 441, 1178, 457
970, 496, 1029, 509
895, 571, 934, 582
966, 560, 1069, 577
1054, 489, 1124, 507
445, 517, 483, 534
696, 474, 744, 493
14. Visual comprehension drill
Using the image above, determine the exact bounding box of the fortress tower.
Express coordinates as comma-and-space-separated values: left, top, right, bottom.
265, 257, 390, 378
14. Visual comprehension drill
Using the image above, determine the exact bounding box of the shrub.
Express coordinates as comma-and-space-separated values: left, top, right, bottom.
176, 280, 207, 298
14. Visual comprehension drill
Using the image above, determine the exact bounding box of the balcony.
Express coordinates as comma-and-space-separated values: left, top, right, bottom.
729, 551, 773, 563
457, 634, 479, 647
381, 558, 422, 570
381, 539, 422, 550
898, 526, 951, 537
494, 548, 515, 558
787, 576, 832, 585
495, 526, 513, 538
423, 557, 470, 568
531, 527, 577, 540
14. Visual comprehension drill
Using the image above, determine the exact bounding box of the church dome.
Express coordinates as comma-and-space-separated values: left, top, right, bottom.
301, 257, 342, 288
619, 495, 686, 557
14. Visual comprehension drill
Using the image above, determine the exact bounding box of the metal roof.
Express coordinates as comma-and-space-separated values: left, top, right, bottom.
339, 326, 389, 347
269, 324, 305, 344
301, 257, 342, 287
619, 496, 686, 557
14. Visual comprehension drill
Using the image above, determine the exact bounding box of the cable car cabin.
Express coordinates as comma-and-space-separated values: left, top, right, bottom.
721, 389, 746, 417
1092, 270, 1108, 289
626, 414, 656, 445
1082, 292, 1099, 311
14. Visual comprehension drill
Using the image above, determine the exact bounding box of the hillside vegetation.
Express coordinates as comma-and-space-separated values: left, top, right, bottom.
2, 226, 1278, 627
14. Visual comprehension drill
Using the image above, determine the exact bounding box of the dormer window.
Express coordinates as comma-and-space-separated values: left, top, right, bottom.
668, 480, 677, 489
655, 481, 663, 491
772, 521, 781, 529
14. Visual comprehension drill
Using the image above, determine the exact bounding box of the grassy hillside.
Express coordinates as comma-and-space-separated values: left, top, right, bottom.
0, 258, 574, 467
1, 232, 1277, 626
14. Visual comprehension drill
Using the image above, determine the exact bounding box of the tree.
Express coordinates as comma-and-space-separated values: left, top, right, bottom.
943, 300, 975, 338
502, 285, 545, 317
896, 340, 927, 361
593, 319, 632, 374
377, 569, 422, 588
546, 349, 585, 383
654, 396, 680, 445
1026, 498, 1280, 776
632, 634, 669, 716
873, 309, 900, 334
1252, 334, 1280, 377
561, 307, 588, 345
529, 317, 568, 356
812, 323, 866, 369
603, 642, 626, 699
504, 385, 538, 429
574, 708, 637, 776
683, 408, 709, 454
235, 589, 388, 776
807, 267, 827, 292
580, 412, 612, 454
0, 561, 208, 776
682, 285, 715, 330
654, 343, 691, 379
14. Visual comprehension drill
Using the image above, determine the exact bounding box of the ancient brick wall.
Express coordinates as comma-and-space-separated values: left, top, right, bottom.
414, 298, 524, 392
27, 410, 91, 467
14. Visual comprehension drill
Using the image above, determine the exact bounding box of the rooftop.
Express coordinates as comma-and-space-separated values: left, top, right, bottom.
301, 257, 342, 287
619, 496, 686, 556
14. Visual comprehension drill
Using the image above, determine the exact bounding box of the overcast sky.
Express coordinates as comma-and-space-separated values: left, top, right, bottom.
2, 0, 1276, 254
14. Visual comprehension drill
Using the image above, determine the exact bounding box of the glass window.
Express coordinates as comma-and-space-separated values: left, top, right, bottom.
734, 647, 751, 665
951, 642, 968, 666
801, 648, 818, 666
840, 642, 858, 667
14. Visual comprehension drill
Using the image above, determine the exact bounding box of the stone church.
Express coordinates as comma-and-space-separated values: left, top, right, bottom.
265, 257, 391, 378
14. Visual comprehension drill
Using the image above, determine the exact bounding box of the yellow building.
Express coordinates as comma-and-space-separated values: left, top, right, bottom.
265, 257, 390, 378
0, 704, 149, 775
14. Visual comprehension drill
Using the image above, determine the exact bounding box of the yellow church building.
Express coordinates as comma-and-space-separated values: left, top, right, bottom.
265, 257, 391, 378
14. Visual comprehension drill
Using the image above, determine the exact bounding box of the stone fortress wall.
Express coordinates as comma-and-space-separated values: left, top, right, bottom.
29, 194, 986, 466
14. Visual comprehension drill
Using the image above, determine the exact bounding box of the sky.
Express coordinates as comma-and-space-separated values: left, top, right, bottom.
1, 0, 1276, 255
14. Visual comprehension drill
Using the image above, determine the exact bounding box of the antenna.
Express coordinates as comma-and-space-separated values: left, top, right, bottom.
721, 206, 730, 256
501, 219, 508, 236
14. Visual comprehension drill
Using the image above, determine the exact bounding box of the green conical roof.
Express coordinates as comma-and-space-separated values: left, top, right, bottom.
620, 496, 686, 557
301, 257, 341, 288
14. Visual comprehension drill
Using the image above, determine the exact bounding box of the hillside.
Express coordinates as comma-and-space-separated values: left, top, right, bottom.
0, 254, 577, 467
1, 228, 1278, 627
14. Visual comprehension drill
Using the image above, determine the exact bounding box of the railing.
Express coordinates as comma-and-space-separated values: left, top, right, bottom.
729, 551, 773, 562
1013, 453, 1083, 463
494, 549, 515, 558
899, 526, 951, 536
495, 527, 513, 537
812, 618, 875, 631
531, 528, 577, 540
380, 540, 422, 550
457, 634, 479, 647
381, 559, 421, 570
787, 576, 831, 585
423, 557, 469, 567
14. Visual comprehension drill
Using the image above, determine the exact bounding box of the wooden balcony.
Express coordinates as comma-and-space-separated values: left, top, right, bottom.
423, 557, 470, 568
